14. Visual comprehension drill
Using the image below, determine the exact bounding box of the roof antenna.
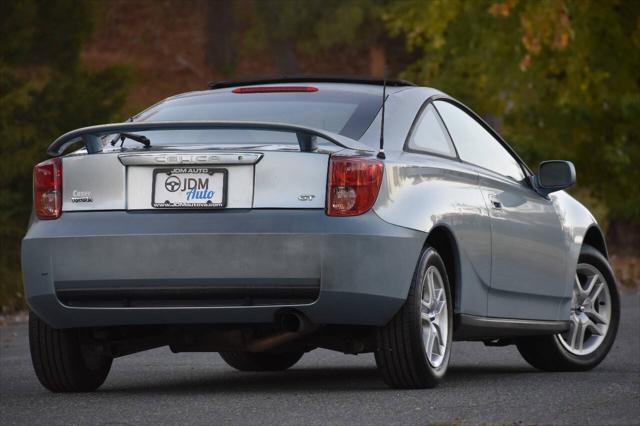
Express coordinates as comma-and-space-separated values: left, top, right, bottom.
376, 76, 387, 159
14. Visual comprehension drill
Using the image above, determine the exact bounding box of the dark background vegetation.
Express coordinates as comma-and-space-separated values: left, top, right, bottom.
1, 0, 638, 312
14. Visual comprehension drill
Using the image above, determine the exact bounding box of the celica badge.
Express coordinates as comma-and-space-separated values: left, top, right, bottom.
71, 190, 93, 203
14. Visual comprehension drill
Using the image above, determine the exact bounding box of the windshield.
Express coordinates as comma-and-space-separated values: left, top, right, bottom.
128, 89, 381, 146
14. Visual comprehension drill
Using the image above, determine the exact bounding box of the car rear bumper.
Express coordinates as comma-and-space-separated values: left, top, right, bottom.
22, 209, 425, 329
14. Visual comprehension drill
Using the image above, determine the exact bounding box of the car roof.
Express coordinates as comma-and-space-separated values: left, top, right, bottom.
208, 76, 416, 90
164, 78, 428, 102
135, 82, 444, 138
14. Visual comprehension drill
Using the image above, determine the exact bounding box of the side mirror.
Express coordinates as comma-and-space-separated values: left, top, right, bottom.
534, 160, 576, 197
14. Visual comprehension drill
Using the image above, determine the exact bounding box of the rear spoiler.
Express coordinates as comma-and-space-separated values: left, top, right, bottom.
47, 121, 371, 157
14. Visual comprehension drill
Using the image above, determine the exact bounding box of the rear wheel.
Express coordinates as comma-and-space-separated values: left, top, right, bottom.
517, 245, 620, 371
375, 246, 453, 388
219, 351, 304, 371
29, 311, 112, 392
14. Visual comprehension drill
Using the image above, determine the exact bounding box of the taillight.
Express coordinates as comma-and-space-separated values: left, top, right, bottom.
326, 156, 383, 217
33, 158, 62, 220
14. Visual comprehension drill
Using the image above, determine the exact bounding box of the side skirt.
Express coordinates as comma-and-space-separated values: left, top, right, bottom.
453, 314, 570, 341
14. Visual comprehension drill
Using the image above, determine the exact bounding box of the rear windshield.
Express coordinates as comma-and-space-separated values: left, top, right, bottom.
134, 89, 381, 143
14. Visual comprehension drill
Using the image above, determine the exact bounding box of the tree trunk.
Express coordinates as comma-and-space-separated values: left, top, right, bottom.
270, 41, 299, 75
369, 44, 386, 78
206, 0, 236, 77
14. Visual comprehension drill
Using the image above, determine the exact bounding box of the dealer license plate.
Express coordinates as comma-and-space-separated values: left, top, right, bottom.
152, 168, 227, 208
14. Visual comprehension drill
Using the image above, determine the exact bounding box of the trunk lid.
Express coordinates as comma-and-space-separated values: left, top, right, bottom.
61, 145, 335, 212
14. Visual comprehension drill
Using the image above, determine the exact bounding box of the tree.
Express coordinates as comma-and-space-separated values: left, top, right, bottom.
246, 0, 397, 77
384, 0, 640, 249
0, 0, 129, 311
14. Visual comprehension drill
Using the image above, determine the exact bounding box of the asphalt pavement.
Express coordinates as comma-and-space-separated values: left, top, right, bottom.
1, 292, 639, 425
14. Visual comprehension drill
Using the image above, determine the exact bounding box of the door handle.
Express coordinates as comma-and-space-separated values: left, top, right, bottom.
489, 196, 502, 209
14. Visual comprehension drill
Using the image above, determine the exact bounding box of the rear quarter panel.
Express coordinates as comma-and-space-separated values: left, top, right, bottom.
373, 153, 492, 317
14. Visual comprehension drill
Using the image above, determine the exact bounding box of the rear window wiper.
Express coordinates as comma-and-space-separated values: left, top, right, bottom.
110, 132, 151, 148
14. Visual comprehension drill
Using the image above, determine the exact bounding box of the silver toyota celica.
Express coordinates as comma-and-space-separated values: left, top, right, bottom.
22, 77, 619, 391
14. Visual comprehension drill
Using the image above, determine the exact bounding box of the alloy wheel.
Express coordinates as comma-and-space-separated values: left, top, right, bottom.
421, 265, 449, 368
557, 263, 611, 356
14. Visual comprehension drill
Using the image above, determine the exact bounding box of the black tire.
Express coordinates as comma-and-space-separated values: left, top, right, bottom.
516, 245, 620, 371
219, 351, 304, 371
29, 311, 112, 392
375, 246, 453, 389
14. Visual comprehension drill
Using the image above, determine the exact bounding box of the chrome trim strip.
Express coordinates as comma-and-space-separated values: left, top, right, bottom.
118, 152, 263, 166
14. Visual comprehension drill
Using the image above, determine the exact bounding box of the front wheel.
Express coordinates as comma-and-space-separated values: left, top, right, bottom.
375, 246, 453, 389
517, 245, 620, 371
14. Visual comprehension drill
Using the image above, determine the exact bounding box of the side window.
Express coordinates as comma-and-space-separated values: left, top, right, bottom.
435, 101, 525, 181
407, 104, 457, 157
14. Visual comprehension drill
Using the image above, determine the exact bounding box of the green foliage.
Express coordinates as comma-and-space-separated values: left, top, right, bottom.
384, 0, 640, 222
245, 0, 388, 52
0, 0, 129, 312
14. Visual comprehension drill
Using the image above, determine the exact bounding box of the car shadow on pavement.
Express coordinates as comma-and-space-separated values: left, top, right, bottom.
103, 367, 384, 394
101, 365, 537, 394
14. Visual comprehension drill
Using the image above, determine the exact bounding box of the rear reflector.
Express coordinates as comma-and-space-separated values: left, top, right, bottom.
326, 156, 383, 217
232, 86, 318, 94
34, 158, 62, 220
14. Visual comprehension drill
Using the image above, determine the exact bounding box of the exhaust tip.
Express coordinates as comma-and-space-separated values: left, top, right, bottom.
279, 312, 305, 333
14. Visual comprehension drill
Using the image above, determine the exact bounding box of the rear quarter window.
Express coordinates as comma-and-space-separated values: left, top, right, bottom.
407, 104, 457, 157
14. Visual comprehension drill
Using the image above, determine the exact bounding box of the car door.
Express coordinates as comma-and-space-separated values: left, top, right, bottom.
434, 100, 568, 321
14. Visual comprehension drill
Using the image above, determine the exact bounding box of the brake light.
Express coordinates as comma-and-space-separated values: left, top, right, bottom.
33, 158, 62, 220
326, 156, 383, 216
232, 86, 318, 94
